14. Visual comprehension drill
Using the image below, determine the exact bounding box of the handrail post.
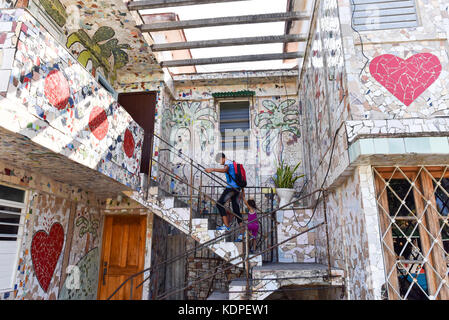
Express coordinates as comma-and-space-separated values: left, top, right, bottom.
198, 172, 203, 216
189, 158, 194, 233
244, 221, 250, 299
146, 134, 155, 201
323, 190, 332, 283
271, 188, 278, 263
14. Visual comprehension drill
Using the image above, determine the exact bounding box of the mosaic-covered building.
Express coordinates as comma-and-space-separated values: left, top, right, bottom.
0, 0, 448, 300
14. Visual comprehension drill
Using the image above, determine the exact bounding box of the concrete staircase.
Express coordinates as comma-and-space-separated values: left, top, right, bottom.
125, 186, 262, 269
124, 184, 344, 300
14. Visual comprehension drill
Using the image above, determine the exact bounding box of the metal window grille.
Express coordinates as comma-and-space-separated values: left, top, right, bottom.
351, 0, 419, 32
373, 166, 449, 300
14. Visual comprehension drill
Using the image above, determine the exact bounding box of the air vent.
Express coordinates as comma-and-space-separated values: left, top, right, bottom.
351, 0, 418, 32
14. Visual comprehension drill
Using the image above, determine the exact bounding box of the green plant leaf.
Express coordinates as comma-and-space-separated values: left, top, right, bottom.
272, 160, 303, 188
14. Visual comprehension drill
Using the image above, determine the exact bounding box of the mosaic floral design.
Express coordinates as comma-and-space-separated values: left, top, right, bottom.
254, 99, 300, 160
39, 0, 67, 27
66, 26, 130, 81
163, 101, 217, 152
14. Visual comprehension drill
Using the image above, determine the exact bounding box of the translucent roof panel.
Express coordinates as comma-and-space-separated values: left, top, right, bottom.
140, 0, 298, 74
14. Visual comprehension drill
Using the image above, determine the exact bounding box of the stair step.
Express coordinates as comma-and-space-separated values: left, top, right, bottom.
131, 191, 258, 268
207, 291, 229, 300
208, 230, 226, 243
229, 278, 251, 300
172, 207, 190, 220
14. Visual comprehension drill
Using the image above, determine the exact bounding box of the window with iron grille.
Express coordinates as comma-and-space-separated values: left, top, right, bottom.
0, 184, 27, 292
373, 166, 449, 300
351, 0, 419, 32
219, 101, 250, 151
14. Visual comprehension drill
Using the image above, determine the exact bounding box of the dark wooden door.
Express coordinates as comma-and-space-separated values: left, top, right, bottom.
98, 215, 147, 300
118, 92, 157, 175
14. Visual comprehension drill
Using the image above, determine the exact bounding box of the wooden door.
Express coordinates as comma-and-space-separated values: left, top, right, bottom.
98, 215, 147, 300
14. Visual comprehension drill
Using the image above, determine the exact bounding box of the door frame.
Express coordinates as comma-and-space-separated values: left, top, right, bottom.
97, 213, 147, 300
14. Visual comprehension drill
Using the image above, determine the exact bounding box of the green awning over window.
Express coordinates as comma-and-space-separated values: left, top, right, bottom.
212, 90, 255, 98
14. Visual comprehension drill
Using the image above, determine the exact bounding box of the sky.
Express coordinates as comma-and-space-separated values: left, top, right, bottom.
140, 0, 299, 73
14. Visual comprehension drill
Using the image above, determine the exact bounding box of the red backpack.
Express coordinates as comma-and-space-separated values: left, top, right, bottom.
232, 161, 247, 188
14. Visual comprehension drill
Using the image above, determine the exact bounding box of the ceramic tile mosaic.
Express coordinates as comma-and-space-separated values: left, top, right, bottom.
339, 0, 449, 124
0, 9, 144, 193
276, 208, 315, 263
30, 0, 161, 85
154, 79, 302, 196
0, 158, 107, 300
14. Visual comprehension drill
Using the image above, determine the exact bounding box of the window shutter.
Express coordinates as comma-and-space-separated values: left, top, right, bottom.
219, 101, 250, 150
0, 186, 26, 291
351, 0, 418, 31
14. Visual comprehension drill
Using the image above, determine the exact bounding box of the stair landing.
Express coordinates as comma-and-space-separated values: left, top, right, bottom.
230, 263, 344, 300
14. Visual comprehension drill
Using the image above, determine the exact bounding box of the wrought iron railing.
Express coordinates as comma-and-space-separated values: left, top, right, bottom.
105, 132, 331, 300
195, 185, 276, 263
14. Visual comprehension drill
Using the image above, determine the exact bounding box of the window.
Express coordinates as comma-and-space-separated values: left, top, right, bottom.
351, 0, 418, 32
0, 184, 27, 292
373, 167, 449, 300
219, 101, 250, 151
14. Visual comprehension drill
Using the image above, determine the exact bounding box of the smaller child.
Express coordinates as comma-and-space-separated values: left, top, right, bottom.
242, 190, 259, 254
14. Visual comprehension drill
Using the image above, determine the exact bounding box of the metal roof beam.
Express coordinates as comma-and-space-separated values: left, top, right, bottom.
160, 52, 304, 67
128, 0, 249, 10
139, 11, 310, 32
151, 34, 307, 51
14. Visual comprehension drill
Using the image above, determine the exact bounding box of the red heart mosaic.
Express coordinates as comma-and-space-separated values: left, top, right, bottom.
89, 106, 109, 140
369, 53, 442, 106
44, 70, 70, 110
31, 223, 64, 292
123, 128, 135, 158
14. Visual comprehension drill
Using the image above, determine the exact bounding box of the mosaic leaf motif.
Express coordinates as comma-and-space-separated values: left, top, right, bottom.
163, 101, 217, 152
66, 26, 130, 81
254, 99, 300, 157
39, 0, 67, 27
31, 223, 65, 292
75, 214, 99, 239
369, 53, 442, 106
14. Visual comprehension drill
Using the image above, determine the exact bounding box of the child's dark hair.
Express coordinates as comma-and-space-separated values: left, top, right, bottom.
247, 199, 257, 210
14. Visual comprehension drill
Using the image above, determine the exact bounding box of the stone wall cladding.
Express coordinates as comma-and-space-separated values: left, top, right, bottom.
346, 118, 449, 143
277, 208, 316, 263
314, 167, 374, 299
299, 0, 350, 194
185, 237, 243, 300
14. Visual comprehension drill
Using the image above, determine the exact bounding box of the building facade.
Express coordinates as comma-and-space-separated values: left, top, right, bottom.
0, 0, 448, 300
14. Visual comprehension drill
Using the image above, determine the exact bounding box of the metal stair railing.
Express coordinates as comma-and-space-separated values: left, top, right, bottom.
107, 132, 333, 300
107, 176, 325, 300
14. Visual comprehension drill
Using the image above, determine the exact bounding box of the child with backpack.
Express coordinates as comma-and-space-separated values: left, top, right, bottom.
241, 189, 259, 253
205, 153, 247, 241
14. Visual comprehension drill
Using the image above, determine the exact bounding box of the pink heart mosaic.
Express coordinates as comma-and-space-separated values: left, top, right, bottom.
369, 53, 442, 106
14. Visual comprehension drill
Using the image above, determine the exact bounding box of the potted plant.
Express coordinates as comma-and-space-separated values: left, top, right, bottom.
272, 160, 304, 208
